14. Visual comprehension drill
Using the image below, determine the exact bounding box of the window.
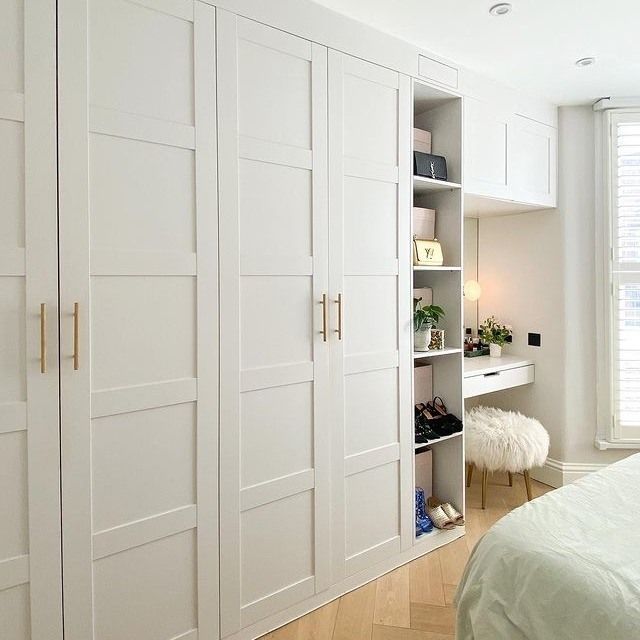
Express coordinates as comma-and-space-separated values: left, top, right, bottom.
598, 108, 640, 446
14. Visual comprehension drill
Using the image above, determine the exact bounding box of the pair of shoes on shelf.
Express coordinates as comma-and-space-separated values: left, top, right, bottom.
424, 396, 463, 435
415, 404, 441, 442
426, 496, 465, 530
415, 487, 433, 535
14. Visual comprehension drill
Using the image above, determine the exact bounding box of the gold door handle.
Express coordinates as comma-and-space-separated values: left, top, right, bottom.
73, 302, 79, 370
321, 294, 328, 342
335, 293, 343, 340
40, 303, 47, 373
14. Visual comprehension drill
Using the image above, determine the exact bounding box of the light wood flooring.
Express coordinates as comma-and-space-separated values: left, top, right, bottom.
261, 472, 553, 640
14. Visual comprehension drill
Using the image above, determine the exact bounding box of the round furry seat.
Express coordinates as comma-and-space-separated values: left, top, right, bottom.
465, 406, 549, 473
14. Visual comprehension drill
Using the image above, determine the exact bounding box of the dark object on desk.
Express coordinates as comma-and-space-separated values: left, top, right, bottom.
464, 347, 490, 358
414, 151, 447, 181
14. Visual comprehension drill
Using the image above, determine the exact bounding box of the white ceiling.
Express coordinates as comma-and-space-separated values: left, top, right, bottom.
311, 0, 640, 105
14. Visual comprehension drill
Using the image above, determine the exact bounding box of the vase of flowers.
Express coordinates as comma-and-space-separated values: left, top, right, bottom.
479, 316, 512, 358
414, 299, 445, 352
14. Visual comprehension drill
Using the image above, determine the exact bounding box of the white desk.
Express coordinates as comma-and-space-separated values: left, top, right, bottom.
464, 355, 534, 398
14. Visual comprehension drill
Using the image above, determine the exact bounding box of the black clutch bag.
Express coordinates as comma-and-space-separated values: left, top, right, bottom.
414, 152, 448, 181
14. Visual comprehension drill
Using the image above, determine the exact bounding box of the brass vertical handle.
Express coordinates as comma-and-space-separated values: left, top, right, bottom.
335, 293, 343, 340
321, 294, 328, 342
40, 303, 47, 373
73, 302, 79, 370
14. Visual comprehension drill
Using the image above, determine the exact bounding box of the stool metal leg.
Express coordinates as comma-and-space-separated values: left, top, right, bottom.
482, 469, 488, 509
508, 471, 513, 487
523, 469, 533, 501
466, 463, 474, 488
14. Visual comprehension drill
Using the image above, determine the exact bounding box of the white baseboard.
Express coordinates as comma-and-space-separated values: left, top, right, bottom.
529, 457, 608, 488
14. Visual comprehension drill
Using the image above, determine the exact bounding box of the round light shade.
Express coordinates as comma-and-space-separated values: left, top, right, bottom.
464, 280, 482, 301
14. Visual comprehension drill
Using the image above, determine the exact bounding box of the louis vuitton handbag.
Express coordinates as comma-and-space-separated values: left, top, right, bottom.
413, 235, 443, 266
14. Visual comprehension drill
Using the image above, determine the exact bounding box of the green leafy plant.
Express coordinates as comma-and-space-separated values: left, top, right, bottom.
413, 298, 445, 332
479, 316, 512, 346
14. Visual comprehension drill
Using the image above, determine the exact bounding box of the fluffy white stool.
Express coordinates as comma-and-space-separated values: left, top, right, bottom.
465, 406, 549, 509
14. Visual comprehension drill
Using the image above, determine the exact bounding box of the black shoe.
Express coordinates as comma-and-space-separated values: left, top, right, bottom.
428, 397, 463, 433
421, 404, 455, 436
415, 405, 441, 441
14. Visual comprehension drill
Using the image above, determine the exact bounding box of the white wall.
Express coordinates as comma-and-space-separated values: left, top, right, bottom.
463, 218, 478, 332
472, 105, 630, 468
476, 210, 566, 461
558, 106, 628, 465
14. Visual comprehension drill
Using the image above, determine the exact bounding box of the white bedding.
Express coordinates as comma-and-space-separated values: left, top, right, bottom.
455, 453, 640, 640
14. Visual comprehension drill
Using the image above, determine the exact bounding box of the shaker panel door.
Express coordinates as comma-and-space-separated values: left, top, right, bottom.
328, 51, 412, 581
58, 2, 219, 638
218, 13, 330, 636
0, 2, 62, 638
509, 114, 558, 207
464, 97, 509, 199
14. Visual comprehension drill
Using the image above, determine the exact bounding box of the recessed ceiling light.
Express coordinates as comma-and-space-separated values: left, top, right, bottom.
489, 3, 512, 16
575, 57, 596, 67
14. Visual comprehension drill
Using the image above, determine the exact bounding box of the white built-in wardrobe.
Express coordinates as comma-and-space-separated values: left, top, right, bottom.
5, 2, 219, 639
217, 14, 413, 635
3, 2, 470, 640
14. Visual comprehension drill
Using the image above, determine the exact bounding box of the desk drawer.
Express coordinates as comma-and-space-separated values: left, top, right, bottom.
464, 364, 534, 398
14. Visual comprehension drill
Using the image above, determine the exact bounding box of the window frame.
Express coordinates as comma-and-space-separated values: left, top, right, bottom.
595, 105, 640, 449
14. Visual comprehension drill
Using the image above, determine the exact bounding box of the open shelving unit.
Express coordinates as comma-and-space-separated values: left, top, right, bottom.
411, 80, 465, 543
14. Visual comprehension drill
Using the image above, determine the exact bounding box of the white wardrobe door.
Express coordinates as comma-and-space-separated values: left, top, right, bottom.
57, 1, 219, 639
218, 13, 330, 636
328, 51, 412, 581
0, 2, 62, 639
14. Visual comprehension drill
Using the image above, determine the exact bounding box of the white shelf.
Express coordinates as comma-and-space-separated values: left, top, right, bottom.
413, 265, 461, 272
414, 523, 465, 546
413, 347, 462, 359
413, 175, 462, 194
414, 430, 463, 449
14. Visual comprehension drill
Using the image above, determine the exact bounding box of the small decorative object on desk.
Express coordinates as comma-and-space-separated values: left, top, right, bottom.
464, 346, 490, 358
429, 328, 445, 350
414, 299, 445, 352
479, 315, 512, 358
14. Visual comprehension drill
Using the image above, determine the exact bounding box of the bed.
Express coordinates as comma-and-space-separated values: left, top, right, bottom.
455, 453, 640, 640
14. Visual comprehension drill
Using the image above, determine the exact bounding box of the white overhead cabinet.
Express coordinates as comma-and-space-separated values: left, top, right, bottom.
0, 2, 62, 639
58, 1, 219, 639
464, 97, 557, 211
508, 114, 557, 207
464, 98, 510, 200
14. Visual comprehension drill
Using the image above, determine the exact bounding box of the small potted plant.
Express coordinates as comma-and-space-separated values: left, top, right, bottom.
414, 299, 445, 352
479, 315, 512, 357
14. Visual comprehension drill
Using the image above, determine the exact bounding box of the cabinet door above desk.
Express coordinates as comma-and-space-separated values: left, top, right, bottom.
464, 98, 557, 210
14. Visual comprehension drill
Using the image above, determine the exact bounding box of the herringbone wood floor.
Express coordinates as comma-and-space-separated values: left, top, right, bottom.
261, 472, 553, 640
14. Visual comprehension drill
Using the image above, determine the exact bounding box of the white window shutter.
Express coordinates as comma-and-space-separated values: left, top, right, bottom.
611, 113, 640, 441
